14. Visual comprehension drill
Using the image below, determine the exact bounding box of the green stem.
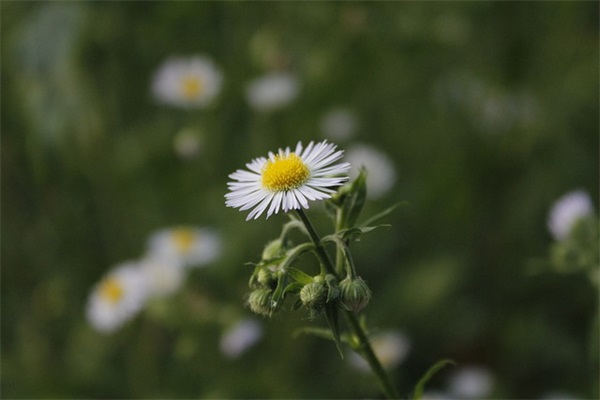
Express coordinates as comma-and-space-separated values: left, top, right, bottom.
295, 209, 400, 399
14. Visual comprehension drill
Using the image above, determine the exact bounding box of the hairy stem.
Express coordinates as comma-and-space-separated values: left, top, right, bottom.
295, 208, 400, 399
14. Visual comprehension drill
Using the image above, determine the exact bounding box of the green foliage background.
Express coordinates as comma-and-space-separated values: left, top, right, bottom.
2, 2, 598, 399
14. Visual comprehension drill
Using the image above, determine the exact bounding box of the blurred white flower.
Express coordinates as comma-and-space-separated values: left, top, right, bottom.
147, 227, 222, 268
349, 330, 410, 372
447, 365, 494, 399
152, 56, 223, 108
173, 128, 203, 160
320, 107, 358, 141
86, 262, 148, 333
547, 190, 594, 241
139, 256, 186, 298
245, 72, 299, 112
345, 143, 396, 199
219, 318, 264, 358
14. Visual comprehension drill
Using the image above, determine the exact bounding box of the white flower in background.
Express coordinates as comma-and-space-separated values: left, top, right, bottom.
447, 366, 494, 399
345, 143, 396, 199
320, 107, 358, 141
219, 318, 264, 358
152, 56, 223, 108
147, 227, 222, 268
173, 128, 203, 160
245, 72, 299, 112
139, 256, 186, 298
547, 190, 594, 241
86, 262, 148, 333
349, 330, 410, 372
225, 140, 350, 220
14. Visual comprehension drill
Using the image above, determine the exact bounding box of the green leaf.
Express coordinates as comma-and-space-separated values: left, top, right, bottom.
361, 201, 408, 227
286, 267, 314, 285
282, 282, 304, 296
270, 272, 287, 312
324, 303, 345, 359
412, 359, 455, 400
342, 168, 368, 228
293, 326, 334, 340
337, 225, 390, 242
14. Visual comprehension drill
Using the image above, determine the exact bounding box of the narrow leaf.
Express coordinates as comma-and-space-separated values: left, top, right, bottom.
282, 282, 304, 296
286, 267, 314, 285
293, 326, 335, 341
324, 304, 345, 359
361, 201, 408, 227
413, 359, 455, 400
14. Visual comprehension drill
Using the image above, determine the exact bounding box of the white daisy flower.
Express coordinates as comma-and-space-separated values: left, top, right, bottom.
349, 330, 410, 372
86, 262, 149, 333
147, 227, 222, 268
547, 190, 594, 241
219, 318, 264, 358
225, 140, 350, 220
345, 143, 396, 199
245, 72, 299, 112
152, 55, 223, 108
447, 365, 494, 399
139, 256, 186, 298
320, 107, 358, 141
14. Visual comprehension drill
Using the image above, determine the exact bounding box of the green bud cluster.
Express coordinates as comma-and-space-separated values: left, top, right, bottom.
299, 281, 328, 311
247, 287, 273, 317
339, 276, 371, 312
261, 239, 285, 260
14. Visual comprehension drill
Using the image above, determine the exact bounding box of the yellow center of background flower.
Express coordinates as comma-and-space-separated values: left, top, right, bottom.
100, 277, 124, 304
171, 228, 196, 253
262, 153, 310, 192
181, 76, 203, 99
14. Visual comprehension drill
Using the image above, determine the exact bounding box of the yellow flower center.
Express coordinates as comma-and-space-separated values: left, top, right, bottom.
180, 76, 203, 99
171, 228, 196, 253
261, 153, 310, 192
100, 277, 124, 304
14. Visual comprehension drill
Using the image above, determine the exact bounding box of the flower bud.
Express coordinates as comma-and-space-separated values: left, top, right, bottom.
247, 288, 273, 317
261, 239, 284, 260
299, 281, 328, 311
256, 268, 276, 287
339, 276, 371, 312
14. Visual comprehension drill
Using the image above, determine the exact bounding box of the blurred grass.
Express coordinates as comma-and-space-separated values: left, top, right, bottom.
1, 1, 598, 399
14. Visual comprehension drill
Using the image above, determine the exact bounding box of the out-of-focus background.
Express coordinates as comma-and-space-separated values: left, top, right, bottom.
2, 2, 598, 399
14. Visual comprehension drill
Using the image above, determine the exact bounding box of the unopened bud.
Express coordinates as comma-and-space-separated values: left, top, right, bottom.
247, 288, 273, 317
299, 281, 328, 311
261, 239, 284, 260
257, 268, 276, 287
339, 276, 371, 312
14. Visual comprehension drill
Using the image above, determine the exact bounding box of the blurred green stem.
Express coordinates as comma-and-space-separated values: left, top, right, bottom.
295, 209, 400, 399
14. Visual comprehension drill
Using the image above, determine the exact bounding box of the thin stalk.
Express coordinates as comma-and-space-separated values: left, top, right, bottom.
295, 209, 400, 399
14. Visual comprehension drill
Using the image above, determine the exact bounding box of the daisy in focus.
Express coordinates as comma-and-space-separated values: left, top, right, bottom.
225, 140, 350, 220
152, 55, 223, 108
146, 226, 222, 268
86, 262, 149, 333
